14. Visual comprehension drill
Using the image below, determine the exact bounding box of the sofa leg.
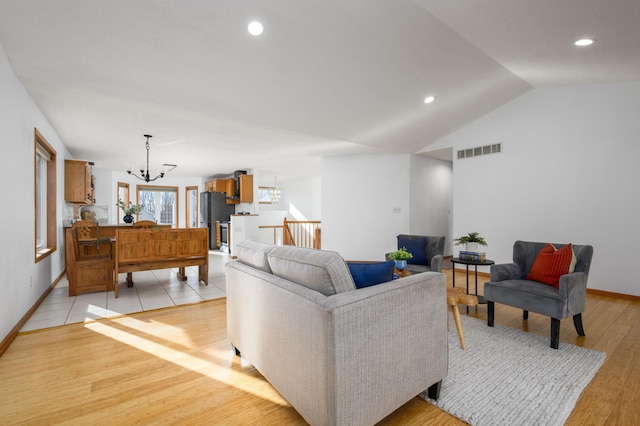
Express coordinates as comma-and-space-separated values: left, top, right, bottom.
232, 345, 241, 357
523, 310, 529, 320
427, 380, 442, 400
550, 318, 560, 349
573, 313, 585, 336
487, 301, 494, 327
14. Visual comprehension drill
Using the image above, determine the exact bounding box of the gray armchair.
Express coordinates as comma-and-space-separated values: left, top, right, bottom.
484, 240, 593, 349
387, 234, 445, 273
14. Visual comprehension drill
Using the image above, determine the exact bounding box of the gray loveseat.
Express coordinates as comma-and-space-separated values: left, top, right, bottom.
484, 240, 594, 349
226, 241, 448, 426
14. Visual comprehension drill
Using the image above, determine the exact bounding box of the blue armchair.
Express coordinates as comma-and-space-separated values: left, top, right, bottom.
387, 234, 446, 274
484, 240, 594, 349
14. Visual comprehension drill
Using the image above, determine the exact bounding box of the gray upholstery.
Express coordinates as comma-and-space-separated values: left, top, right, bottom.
227, 242, 448, 426
267, 245, 356, 296
235, 240, 276, 273
387, 234, 446, 273
484, 240, 594, 348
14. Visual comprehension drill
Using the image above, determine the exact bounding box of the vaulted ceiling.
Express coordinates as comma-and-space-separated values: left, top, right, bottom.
1, 0, 639, 180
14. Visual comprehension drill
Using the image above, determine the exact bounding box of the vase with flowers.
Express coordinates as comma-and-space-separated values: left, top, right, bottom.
118, 199, 144, 224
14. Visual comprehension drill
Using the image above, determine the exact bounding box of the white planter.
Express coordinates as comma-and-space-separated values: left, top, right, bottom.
465, 242, 479, 253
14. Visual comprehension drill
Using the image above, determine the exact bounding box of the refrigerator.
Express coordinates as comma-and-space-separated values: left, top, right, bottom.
200, 191, 236, 250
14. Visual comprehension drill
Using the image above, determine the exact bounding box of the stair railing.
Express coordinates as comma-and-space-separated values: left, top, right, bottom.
283, 218, 321, 249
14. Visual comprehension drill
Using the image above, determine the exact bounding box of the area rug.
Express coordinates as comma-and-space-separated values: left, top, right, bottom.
421, 314, 606, 426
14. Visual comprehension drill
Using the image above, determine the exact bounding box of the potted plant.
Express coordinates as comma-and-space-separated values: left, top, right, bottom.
453, 232, 487, 253
117, 199, 144, 224
388, 247, 413, 270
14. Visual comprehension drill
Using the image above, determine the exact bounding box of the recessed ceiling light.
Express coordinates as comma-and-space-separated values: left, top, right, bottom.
248, 21, 264, 36
574, 38, 595, 47
424, 96, 436, 104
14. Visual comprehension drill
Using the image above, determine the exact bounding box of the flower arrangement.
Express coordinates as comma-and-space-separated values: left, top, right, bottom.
118, 199, 144, 215
388, 247, 413, 261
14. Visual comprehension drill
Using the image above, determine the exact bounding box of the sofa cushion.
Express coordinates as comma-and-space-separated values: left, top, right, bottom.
267, 246, 356, 296
346, 261, 395, 289
398, 236, 428, 265
526, 243, 576, 288
235, 240, 276, 273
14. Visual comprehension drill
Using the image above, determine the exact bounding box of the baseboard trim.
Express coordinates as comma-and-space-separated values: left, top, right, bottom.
586, 288, 640, 302
0, 270, 65, 357
447, 268, 639, 300
452, 266, 491, 278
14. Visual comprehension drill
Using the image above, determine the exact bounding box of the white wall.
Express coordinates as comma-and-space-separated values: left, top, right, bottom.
410, 155, 453, 255
438, 81, 640, 296
321, 154, 453, 261
282, 176, 321, 221
0, 42, 68, 340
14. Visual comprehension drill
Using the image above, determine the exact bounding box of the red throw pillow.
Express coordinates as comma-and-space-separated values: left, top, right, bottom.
526, 243, 575, 288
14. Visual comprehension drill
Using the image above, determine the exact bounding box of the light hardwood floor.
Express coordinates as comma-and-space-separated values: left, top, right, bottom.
1, 269, 638, 425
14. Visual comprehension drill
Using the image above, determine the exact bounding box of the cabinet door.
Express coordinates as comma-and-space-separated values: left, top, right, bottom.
64, 160, 93, 204
224, 178, 239, 204
214, 179, 227, 192
239, 174, 254, 203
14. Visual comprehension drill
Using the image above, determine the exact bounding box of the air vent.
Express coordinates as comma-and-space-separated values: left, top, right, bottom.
457, 143, 502, 160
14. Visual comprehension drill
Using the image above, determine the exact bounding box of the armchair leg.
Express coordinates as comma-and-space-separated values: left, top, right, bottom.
427, 380, 442, 400
573, 313, 585, 336
550, 318, 560, 349
487, 301, 494, 327
523, 310, 529, 320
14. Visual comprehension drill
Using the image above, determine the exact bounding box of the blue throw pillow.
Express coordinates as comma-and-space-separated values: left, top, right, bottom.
347, 261, 395, 289
398, 236, 428, 265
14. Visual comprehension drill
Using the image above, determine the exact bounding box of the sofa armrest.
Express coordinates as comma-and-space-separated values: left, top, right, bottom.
558, 271, 588, 307
490, 263, 521, 281
430, 254, 443, 273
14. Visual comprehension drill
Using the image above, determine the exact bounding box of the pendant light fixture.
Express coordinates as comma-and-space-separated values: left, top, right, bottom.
127, 134, 177, 182
270, 176, 282, 203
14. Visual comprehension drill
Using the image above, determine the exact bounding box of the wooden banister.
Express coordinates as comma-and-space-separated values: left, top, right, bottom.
283, 218, 321, 249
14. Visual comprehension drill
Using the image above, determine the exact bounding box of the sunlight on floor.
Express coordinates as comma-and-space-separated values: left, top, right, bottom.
84, 316, 289, 406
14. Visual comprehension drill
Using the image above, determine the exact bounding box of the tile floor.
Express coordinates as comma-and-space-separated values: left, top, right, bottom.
21, 251, 231, 332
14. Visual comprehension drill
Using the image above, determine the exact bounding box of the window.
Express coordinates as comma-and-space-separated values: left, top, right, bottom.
186, 186, 198, 228
117, 182, 130, 224
137, 185, 178, 227
34, 129, 57, 262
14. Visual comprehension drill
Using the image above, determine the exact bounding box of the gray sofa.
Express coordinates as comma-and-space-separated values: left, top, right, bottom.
226, 241, 448, 426
387, 234, 446, 273
484, 240, 594, 349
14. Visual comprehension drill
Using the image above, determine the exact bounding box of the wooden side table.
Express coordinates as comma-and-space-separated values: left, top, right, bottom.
394, 268, 412, 277
447, 287, 479, 350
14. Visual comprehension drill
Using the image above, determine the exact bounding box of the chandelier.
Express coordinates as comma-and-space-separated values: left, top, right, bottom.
127, 134, 177, 183
270, 176, 282, 203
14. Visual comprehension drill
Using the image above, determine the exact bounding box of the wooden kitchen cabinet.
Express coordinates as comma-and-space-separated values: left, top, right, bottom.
238, 174, 253, 203
205, 175, 253, 204
214, 179, 227, 192
204, 179, 232, 193
64, 160, 94, 204
225, 175, 253, 204
224, 178, 236, 200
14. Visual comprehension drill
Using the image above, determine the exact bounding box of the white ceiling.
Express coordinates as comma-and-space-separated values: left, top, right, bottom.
1, 0, 639, 180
